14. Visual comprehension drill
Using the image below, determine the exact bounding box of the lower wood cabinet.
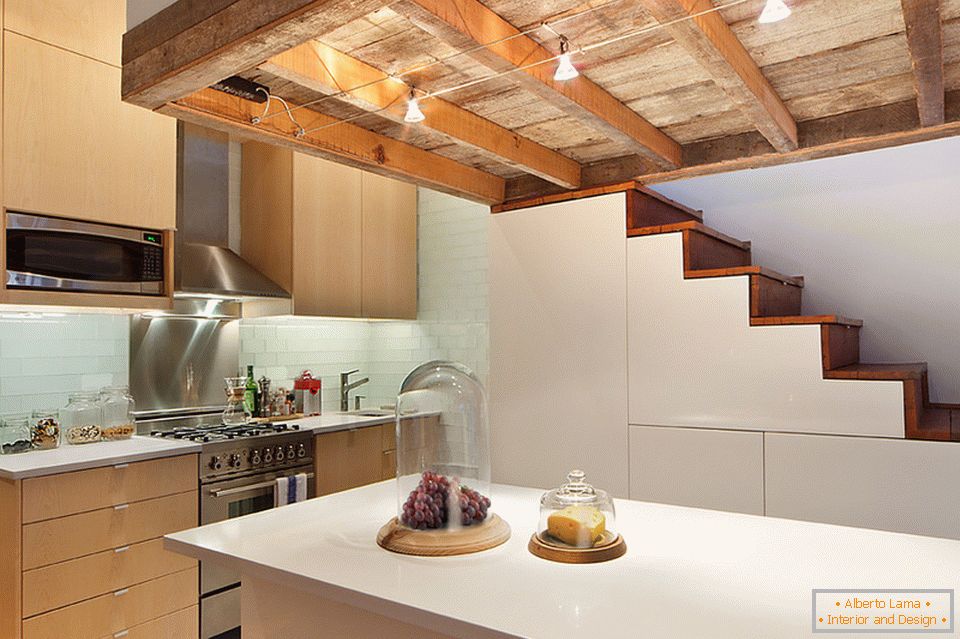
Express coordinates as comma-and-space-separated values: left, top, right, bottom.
628, 425, 764, 515
0, 454, 199, 639
764, 433, 960, 539
315, 423, 396, 496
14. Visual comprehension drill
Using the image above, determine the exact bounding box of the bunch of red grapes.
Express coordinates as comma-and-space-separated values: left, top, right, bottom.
400, 470, 491, 530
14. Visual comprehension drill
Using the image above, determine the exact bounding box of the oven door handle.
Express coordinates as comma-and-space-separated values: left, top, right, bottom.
209, 473, 315, 498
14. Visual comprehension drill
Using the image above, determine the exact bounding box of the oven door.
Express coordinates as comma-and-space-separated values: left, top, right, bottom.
5, 211, 164, 295
200, 466, 314, 595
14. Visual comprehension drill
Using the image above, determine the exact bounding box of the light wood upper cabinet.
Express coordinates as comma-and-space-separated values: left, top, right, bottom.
361, 172, 418, 320
241, 142, 417, 319
4, 0, 125, 65
294, 154, 363, 317
3, 32, 176, 230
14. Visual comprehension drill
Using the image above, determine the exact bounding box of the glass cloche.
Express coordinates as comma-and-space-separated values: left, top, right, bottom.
536, 470, 618, 549
394, 361, 493, 532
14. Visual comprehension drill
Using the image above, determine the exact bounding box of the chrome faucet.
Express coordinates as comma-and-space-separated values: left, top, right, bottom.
340, 369, 369, 411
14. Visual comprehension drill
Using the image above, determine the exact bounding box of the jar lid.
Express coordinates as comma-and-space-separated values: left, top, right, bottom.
68, 391, 99, 401
540, 470, 611, 509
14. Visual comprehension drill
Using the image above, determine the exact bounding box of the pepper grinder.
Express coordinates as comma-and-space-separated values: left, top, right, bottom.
257, 376, 271, 418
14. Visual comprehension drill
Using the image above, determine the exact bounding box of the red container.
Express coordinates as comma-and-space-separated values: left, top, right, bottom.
294, 371, 322, 415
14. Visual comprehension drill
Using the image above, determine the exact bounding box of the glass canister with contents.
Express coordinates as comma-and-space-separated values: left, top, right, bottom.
0, 414, 33, 454
61, 392, 102, 445
30, 410, 61, 450
99, 386, 136, 440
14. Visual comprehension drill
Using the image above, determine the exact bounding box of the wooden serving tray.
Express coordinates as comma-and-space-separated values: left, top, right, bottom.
377, 514, 511, 556
528, 531, 626, 563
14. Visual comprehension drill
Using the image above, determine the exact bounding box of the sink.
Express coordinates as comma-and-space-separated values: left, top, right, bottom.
338, 409, 394, 417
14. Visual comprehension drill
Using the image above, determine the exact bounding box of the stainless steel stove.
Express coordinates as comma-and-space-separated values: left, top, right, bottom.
146, 418, 315, 639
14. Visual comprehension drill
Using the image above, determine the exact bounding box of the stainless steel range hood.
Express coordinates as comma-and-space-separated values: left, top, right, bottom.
176, 122, 289, 299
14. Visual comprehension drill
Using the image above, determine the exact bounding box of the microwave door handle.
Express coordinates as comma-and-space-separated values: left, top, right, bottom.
210, 472, 315, 498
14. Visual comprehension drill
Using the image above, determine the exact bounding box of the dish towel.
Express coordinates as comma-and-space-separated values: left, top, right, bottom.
274, 473, 309, 507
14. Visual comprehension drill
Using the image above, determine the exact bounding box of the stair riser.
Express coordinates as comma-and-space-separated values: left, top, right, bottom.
627, 190, 701, 228
821, 324, 860, 370
751, 275, 802, 317
683, 229, 751, 271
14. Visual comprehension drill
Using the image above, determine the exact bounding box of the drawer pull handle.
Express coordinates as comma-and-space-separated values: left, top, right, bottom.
114, 631, 129, 638
114, 546, 130, 554
114, 503, 129, 511
113, 588, 129, 597
113, 463, 129, 470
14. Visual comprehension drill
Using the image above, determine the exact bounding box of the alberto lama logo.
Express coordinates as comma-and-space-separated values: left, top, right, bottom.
812, 590, 954, 633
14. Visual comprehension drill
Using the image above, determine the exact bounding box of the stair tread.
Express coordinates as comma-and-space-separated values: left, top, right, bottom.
627, 222, 751, 251
824, 362, 928, 380
686, 266, 804, 287
751, 315, 863, 327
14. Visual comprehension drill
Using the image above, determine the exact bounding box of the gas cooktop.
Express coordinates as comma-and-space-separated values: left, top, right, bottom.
150, 422, 301, 442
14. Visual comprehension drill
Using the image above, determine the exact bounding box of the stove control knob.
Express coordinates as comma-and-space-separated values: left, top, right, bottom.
296, 443, 307, 459
275, 446, 286, 462
263, 448, 273, 464
209, 455, 223, 471
250, 450, 262, 465
229, 453, 242, 468
286, 445, 296, 460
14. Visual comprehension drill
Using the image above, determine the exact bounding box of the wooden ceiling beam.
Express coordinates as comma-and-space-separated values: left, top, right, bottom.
260, 40, 582, 188
121, 0, 383, 110
502, 91, 960, 202
392, 0, 682, 169
164, 88, 505, 204
638, 0, 798, 152
900, 0, 945, 126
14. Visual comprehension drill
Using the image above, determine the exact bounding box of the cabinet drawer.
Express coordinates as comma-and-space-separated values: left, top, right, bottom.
98, 605, 198, 639
23, 455, 197, 523
23, 491, 197, 570
23, 537, 197, 617
382, 450, 396, 481
23, 567, 197, 639
381, 422, 396, 452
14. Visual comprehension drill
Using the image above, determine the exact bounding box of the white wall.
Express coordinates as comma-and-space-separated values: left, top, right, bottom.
651, 136, 960, 403
126, 0, 177, 29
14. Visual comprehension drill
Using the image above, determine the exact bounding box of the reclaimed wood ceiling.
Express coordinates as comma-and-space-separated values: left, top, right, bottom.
122, 0, 960, 204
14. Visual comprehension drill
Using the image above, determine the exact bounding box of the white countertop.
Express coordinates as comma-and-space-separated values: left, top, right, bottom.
165, 481, 960, 638
286, 413, 396, 434
0, 435, 200, 480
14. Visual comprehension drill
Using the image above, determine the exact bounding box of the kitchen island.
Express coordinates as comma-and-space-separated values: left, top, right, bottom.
165, 482, 960, 638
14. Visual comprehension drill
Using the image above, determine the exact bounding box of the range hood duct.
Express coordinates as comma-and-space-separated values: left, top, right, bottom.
175, 122, 289, 299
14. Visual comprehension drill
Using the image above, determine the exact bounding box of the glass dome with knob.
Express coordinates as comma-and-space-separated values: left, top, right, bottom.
377, 361, 510, 556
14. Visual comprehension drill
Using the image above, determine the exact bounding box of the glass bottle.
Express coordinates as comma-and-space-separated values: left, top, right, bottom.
98, 386, 136, 440
244, 365, 258, 416
30, 410, 61, 450
61, 392, 102, 445
1, 414, 33, 454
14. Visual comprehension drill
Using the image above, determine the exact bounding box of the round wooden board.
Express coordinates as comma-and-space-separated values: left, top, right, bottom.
377, 514, 511, 556
528, 532, 627, 563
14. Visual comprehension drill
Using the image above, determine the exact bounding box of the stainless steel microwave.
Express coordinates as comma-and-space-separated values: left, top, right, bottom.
5, 211, 165, 295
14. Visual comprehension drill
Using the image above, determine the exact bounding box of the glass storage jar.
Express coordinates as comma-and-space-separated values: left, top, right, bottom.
61, 392, 102, 445
394, 361, 493, 531
536, 470, 618, 549
99, 386, 135, 440
1, 414, 33, 454
30, 410, 61, 450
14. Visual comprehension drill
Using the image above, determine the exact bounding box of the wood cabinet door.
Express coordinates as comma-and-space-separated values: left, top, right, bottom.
292, 154, 363, 317
4, 0, 125, 65
361, 172, 417, 319
314, 427, 383, 496
3, 33, 176, 230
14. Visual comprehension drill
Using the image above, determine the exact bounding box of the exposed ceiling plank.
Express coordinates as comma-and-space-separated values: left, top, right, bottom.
502, 91, 960, 202
260, 40, 582, 188
638, 0, 798, 152
900, 0, 945, 126
392, 0, 682, 169
164, 88, 505, 204
121, 0, 383, 110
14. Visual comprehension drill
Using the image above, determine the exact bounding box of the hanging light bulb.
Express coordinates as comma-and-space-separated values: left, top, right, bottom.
404, 88, 425, 123
553, 36, 579, 82
758, 0, 791, 23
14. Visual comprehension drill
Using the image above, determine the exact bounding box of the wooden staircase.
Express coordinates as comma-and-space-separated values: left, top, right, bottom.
625, 186, 960, 442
